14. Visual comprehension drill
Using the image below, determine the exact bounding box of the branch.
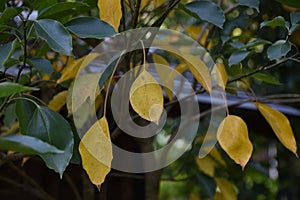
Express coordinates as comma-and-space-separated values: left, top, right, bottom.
131, 0, 142, 29
0, 153, 27, 167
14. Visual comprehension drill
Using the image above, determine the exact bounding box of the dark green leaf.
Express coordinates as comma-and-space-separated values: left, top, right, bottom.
229, 51, 251, 66
38, 2, 90, 20
65, 17, 116, 39
0, 41, 15, 68
31, 58, 53, 75
16, 97, 37, 134
34, 19, 73, 56
17, 100, 74, 177
3, 102, 16, 128
260, 16, 289, 29
241, 39, 272, 49
196, 173, 217, 198
0, 7, 19, 24
276, 0, 300, 8
267, 40, 291, 60
238, 0, 260, 11
31, 0, 58, 12
0, 82, 39, 98
181, 1, 225, 29
0, 134, 63, 154
98, 52, 123, 89
251, 72, 281, 85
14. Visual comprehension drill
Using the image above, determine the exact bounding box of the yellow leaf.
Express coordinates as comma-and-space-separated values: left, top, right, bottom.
152, 54, 174, 101
57, 53, 99, 84
216, 63, 227, 90
98, 0, 122, 32
183, 54, 212, 94
48, 91, 68, 112
174, 63, 188, 74
254, 103, 298, 156
196, 156, 217, 177
130, 70, 164, 124
67, 73, 100, 114
79, 117, 112, 187
217, 115, 253, 169
214, 178, 237, 200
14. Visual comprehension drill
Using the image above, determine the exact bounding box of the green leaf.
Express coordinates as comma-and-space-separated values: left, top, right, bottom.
65, 17, 116, 39
0, 82, 39, 98
16, 99, 74, 177
241, 39, 272, 49
267, 40, 291, 60
0, 7, 20, 24
181, 1, 225, 29
31, 0, 58, 12
290, 12, 300, 33
228, 51, 250, 66
31, 58, 53, 75
98, 52, 123, 89
260, 16, 289, 29
3, 102, 16, 128
251, 72, 281, 85
0, 40, 16, 68
276, 0, 300, 8
238, 0, 260, 11
34, 19, 73, 56
38, 2, 90, 21
0, 134, 63, 155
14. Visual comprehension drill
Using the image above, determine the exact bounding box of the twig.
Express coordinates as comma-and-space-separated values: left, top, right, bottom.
0, 153, 27, 167
132, 0, 142, 29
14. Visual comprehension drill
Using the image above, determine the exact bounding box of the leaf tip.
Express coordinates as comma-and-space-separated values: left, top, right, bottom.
97, 185, 101, 192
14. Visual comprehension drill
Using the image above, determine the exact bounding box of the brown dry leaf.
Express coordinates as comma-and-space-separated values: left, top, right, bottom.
79, 117, 112, 187
217, 115, 253, 169
255, 102, 298, 156
130, 70, 164, 124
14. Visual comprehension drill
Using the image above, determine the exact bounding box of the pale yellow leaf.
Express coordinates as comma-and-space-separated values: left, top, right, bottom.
183, 54, 212, 94
217, 115, 253, 169
48, 91, 68, 112
98, 0, 122, 32
254, 102, 298, 156
214, 178, 237, 200
79, 117, 112, 187
152, 54, 174, 101
130, 70, 164, 124
196, 156, 217, 177
216, 63, 227, 90
174, 63, 188, 74
57, 53, 99, 84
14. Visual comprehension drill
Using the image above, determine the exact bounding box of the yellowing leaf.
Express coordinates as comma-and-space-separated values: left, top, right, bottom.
174, 63, 188, 74
183, 54, 212, 94
48, 91, 68, 112
57, 53, 99, 84
216, 63, 227, 90
152, 54, 174, 101
98, 0, 122, 32
79, 117, 112, 187
217, 115, 253, 169
196, 156, 217, 177
130, 70, 164, 124
214, 178, 237, 200
254, 103, 298, 156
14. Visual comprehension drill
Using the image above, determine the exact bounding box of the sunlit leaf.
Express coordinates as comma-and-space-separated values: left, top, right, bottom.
260, 16, 288, 29
130, 70, 164, 124
196, 156, 217, 177
214, 178, 237, 200
98, 0, 122, 32
216, 63, 227, 90
79, 117, 112, 187
48, 90, 68, 112
254, 103, 298, 156
183, 54, 212, 94
217, 115, 253, 169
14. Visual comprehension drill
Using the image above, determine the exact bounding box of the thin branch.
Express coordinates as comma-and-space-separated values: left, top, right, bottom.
132, 0, 142, 29
0, 153, 27, 167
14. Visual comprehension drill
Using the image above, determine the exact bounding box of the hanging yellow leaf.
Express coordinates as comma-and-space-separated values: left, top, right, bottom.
130, 70, 164, 124
254, 102, 298, 156
183, 53, 212, 94
98, 0, 122, 32
57, 53, 99, 84
214, 178, 237, 200
216, 63, 227, 90
79, 117, 112, 187
174, 63, 188, 74
217, 115, 253, 169
48, 91, 68, 112
152, 54, 174, 101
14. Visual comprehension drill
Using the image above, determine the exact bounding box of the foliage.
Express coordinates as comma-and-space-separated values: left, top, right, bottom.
0, 0, 300, 199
